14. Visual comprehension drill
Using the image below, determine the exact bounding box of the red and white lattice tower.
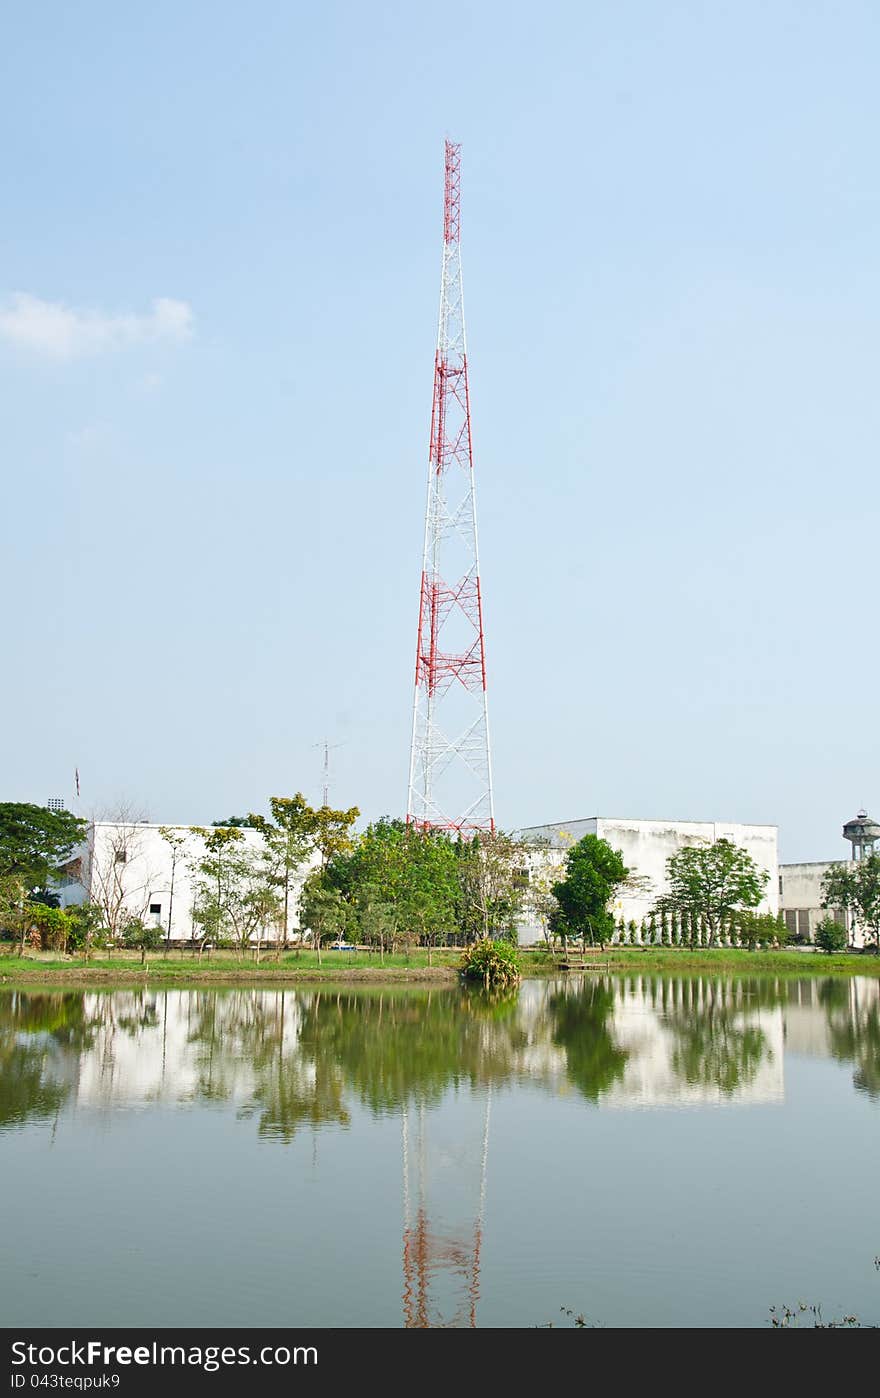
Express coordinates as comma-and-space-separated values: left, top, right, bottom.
406, 141, 495, 834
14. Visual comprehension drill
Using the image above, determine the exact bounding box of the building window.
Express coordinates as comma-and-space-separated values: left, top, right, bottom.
149, 904, 161, 915
47, 797, 65, 812
115, 851, 127, 864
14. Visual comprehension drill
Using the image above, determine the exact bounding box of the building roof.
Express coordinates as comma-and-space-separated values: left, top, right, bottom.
842, 809, 880, 843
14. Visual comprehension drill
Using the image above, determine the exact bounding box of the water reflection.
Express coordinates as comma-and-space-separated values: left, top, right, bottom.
0, 994, 100, 1129
818, 978, 880, 1098
664, 980, 777, 1097
4, 977, 880, 1128
547, 981, 629, 1101
3, 976, 879, 1325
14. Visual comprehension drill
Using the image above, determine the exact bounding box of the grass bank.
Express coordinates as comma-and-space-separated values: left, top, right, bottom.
522, 945, 880, 977
0, 947, 461, 987
1, 944, 877, 988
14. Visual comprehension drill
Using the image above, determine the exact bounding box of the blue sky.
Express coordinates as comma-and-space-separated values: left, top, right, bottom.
2, 1, 877, 861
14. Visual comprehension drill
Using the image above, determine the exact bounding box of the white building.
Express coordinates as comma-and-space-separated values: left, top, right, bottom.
59, 820, 319, 944
778, 863, 848, 943
515, 815, 779, 945
778, 810, 879, 948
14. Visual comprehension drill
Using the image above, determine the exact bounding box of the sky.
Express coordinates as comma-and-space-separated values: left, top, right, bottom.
1, 1, 878, 863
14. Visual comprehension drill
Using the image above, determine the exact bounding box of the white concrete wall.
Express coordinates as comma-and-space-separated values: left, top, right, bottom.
598, 816, 779, 925
778, 860, 861, 945
516, 815, 779, 945
61, 822, 319, 943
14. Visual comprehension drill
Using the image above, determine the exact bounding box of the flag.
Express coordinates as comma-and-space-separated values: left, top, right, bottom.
75, 767, 80, 798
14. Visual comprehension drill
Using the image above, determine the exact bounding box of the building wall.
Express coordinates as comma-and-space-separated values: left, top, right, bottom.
60, 822, 319, 943
516, 815, 779, 945
778, 860, 858, 945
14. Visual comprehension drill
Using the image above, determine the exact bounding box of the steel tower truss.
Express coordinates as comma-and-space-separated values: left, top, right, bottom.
406, 141, 495, 835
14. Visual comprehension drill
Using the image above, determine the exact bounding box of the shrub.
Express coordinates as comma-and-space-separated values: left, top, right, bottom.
815, 917, 848, 954
121, 916, 164, 963
460, 938, 520, 988
738, 912, 788, 950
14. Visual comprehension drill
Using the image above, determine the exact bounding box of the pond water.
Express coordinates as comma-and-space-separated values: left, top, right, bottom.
2, 975, 878, 1328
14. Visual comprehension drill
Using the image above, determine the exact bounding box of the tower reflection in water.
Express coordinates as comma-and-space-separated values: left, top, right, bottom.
401, 1091, 491, 1328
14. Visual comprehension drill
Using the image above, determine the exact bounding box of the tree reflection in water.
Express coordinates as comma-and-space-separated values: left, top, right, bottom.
178, 987, 521, 1139
820, 978, 880, 1099
2, 974, 879, 1127
661, 978, 778, 1096
0, 993, 100, 1130
546, 979, 628, 1102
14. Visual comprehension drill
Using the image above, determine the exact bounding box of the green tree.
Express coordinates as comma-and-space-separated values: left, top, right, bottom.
821, 854, 880, 949
121, 915, 164, 964
64, 903, 105, 960
0, 885, 83, 958
551, 835, 629, 950
815, 916, 848, 954
247, 796, 320, 953
189, 826, 245, 949
655, 839, 768, 948
0, 803, 87, 895
190, 829, 280, 958
456, 831, 528, 942
325, 818, 409, 946
525, 852, 562, 950
30, 903, 75, 953
322, 816, 460, 957
299, 877, 349, 963
0, 875, 28, 950
400, 827, 459, 959
313, 803, 360, 872
358, 894, 397, 964
736, 910, 788, 951
157, 827, 188, 953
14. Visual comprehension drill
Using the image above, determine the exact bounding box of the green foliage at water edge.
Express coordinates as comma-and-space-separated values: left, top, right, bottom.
459, 938, 521, 988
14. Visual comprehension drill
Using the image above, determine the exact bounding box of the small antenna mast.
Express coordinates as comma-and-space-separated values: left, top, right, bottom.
313, 739, 344, 808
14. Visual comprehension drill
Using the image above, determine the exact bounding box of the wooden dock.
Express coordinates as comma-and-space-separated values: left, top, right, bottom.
555, 951, 611, 972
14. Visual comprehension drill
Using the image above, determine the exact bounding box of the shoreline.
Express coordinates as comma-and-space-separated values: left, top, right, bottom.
0, 962, 460, 988
1, 944, 878, 987
584, 948, 880, 977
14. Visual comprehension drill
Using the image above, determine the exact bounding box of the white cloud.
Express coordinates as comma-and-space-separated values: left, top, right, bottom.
0, 293, 194, 359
